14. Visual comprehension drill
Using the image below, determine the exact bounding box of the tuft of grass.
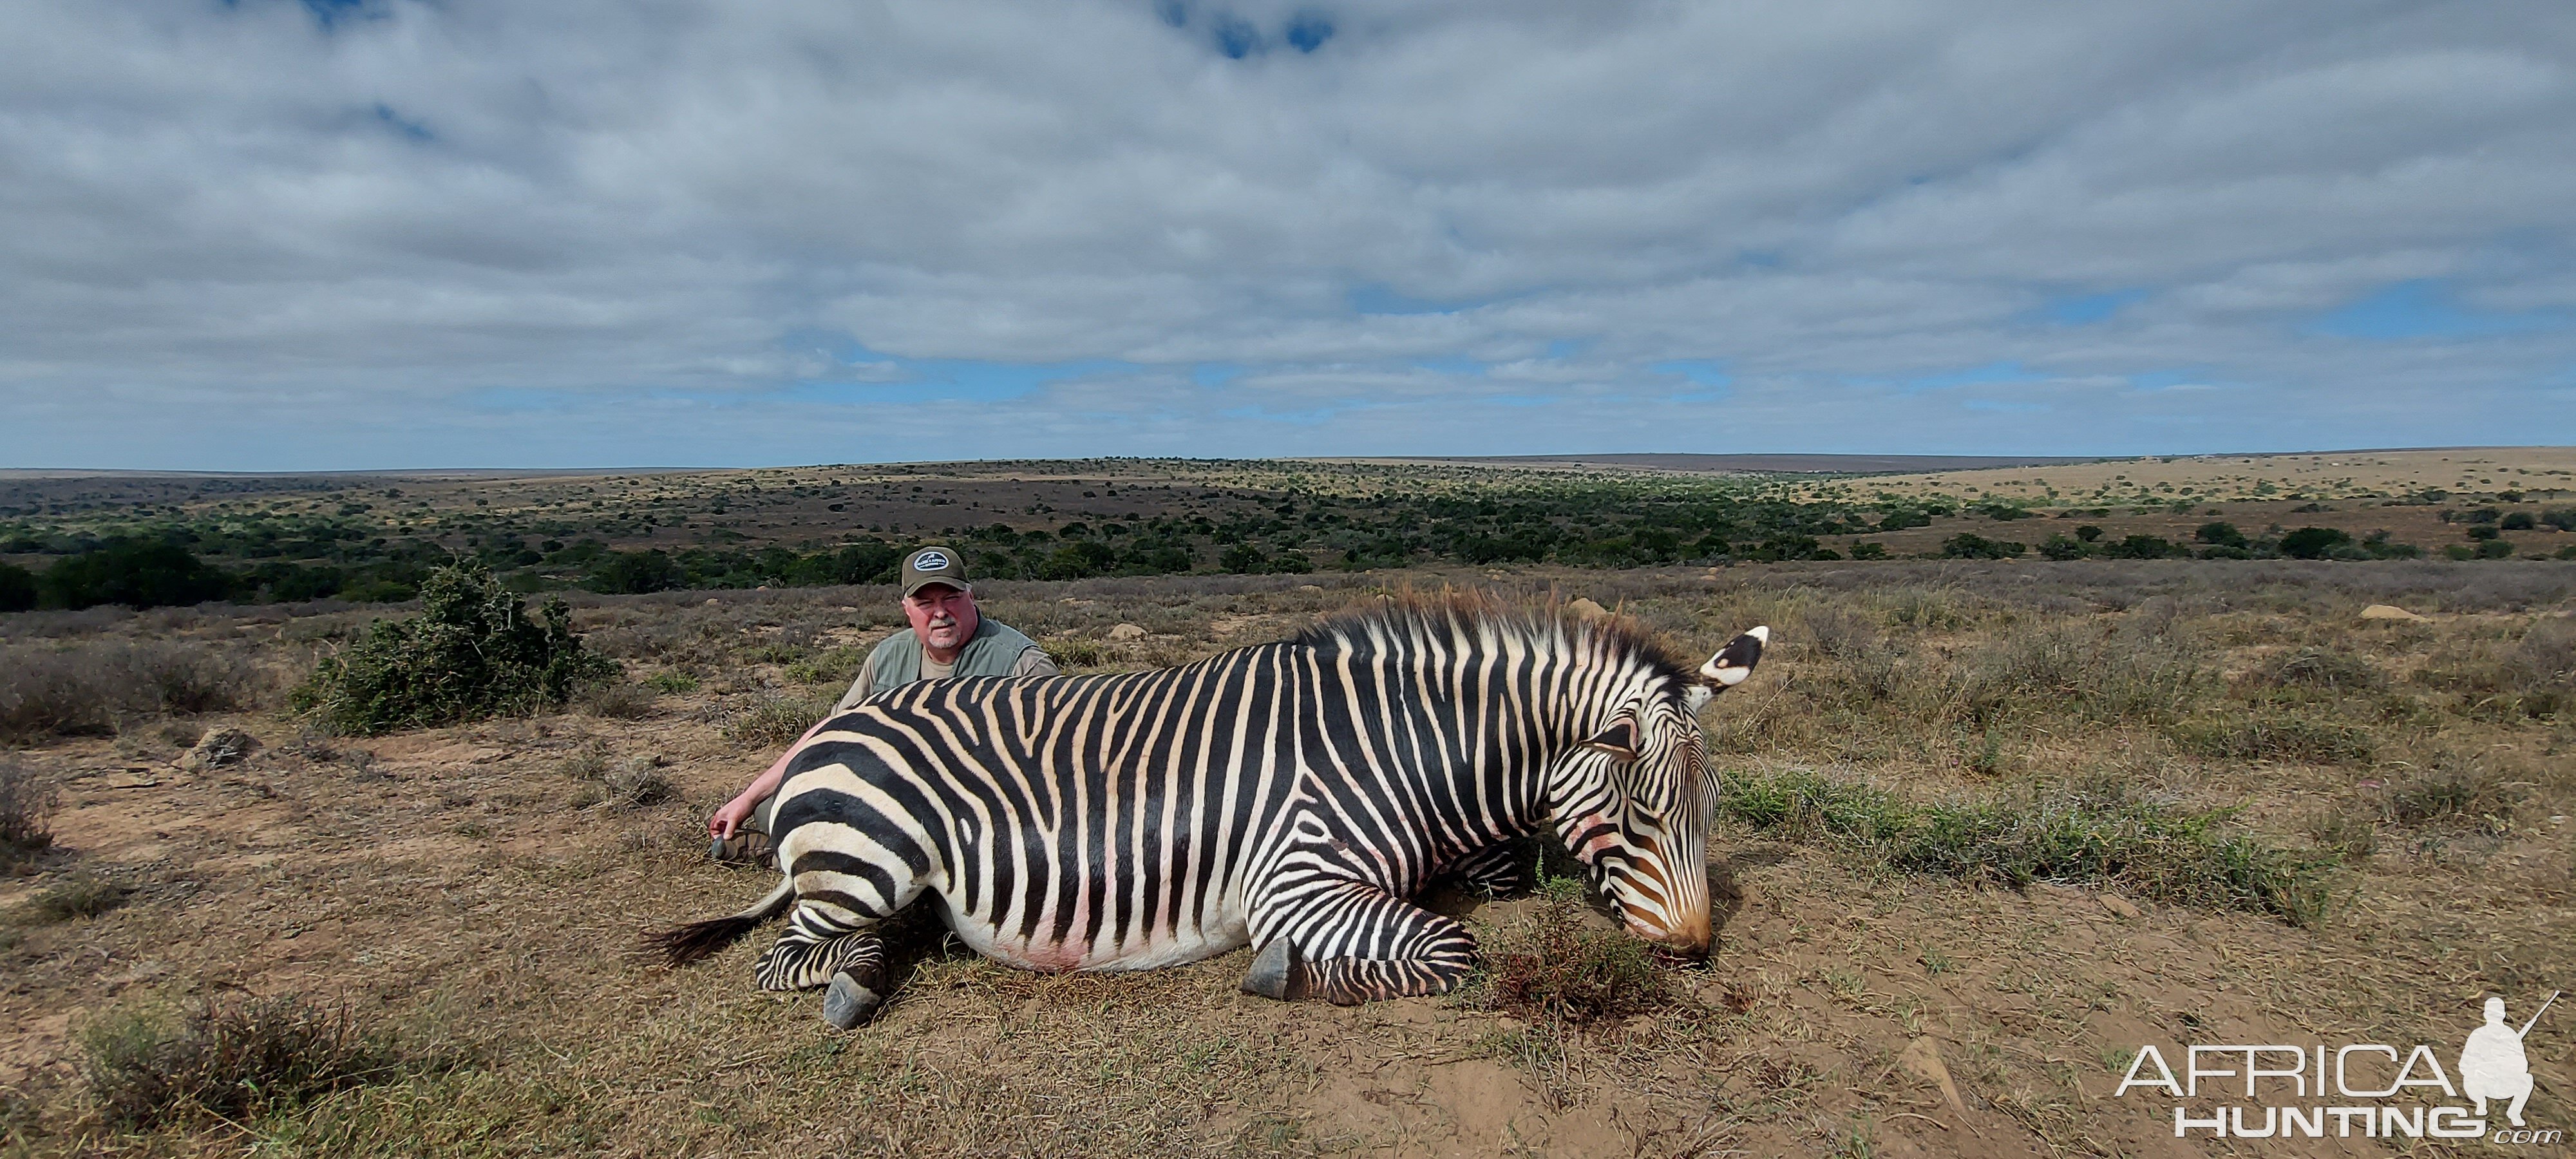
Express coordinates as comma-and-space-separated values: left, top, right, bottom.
1459, 875, 1671, 1025
720, 691, 835, 746
1050, 638, 1108, 668
22, 874, 130, 923
2381, 758, 2524, 831
1719, 768, 2334, 925
77, 995, 418, 1129
2172, 711, 2376, 765
600, 757, 676, 809
1, 757, 59, 865
572, 679, 657, 720
2259, 646, 2383, 692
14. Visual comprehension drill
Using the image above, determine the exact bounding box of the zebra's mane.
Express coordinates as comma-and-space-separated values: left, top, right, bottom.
1289, 590, 1693, 687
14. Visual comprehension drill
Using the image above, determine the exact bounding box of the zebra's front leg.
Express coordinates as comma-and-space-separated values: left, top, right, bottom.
757, 902, 891, 1029
1244, 878, 1480, 1006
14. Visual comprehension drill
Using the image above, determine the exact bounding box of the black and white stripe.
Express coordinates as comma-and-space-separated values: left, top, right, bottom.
652, 595, 1765, 1024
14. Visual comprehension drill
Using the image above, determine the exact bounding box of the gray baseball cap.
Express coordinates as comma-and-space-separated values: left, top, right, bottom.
900, 546, 971, 596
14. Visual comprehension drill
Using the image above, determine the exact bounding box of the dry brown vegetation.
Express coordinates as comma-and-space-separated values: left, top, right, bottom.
1, 559, 2571, 1156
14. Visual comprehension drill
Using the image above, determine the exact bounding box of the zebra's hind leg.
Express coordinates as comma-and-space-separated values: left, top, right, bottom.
1251, 880, 1481, 1006
757, 904, 891, 1027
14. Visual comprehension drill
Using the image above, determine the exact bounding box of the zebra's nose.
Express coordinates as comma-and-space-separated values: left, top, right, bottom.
1625, 910, 1711, 957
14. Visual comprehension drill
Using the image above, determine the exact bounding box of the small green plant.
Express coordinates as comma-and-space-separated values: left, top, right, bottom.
292, 563, 619, 735
77, 995, 416, 1129
643, 669, 701, 694
1459, 874, 1670, 1025
783, 646, 867, 686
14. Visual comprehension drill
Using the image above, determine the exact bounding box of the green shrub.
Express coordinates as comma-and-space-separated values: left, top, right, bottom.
37, 542, 233, 610
79, 995, 415, 1129
293, 563, 618, 735
587, 549, 685, 594
2382, 759, 2523, 831
1940, 533, 2025, 560
2278, 527, 2352, 560
0, 561, 35, 613
2194, 522, 2248, 548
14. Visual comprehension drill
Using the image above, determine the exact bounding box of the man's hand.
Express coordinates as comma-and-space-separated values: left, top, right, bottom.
710, 793, 758, 839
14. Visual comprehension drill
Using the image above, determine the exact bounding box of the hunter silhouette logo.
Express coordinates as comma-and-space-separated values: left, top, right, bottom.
2464, 992, 2552, 1129
2113, 990, 2562, 1143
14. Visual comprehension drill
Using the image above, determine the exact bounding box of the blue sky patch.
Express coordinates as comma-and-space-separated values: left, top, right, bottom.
2308, 279, 2564, 341
2041, 288, 2145, 325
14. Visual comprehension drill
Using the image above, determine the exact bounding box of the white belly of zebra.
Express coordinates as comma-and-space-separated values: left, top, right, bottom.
934, 896, 1251, 972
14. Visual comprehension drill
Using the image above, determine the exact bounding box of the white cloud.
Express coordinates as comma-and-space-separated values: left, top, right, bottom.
1, 0, 2571, 467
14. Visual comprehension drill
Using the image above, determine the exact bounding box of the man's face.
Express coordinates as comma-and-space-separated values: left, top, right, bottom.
903, 583, 979, 655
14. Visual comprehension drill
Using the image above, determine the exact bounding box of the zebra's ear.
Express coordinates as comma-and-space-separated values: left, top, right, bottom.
1697, 625, 1768, 690
1580, 714, 1642, 762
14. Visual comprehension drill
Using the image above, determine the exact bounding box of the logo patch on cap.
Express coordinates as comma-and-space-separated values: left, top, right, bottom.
911, 550, 952, 572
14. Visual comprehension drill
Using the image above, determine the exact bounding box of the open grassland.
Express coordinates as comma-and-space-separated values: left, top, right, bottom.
2, 560, 2573, 1156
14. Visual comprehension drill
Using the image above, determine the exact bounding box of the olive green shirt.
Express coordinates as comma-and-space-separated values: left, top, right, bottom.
832, 617, 1058, 713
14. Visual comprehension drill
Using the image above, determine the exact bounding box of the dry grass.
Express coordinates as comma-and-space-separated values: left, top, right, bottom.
0, 640, 261, 741
0, 757, 56, 867
76, 994, 423, 1129
1, 558, 2571, 1156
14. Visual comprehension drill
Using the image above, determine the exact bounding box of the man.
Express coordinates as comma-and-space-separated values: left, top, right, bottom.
707, 545, 1057, 862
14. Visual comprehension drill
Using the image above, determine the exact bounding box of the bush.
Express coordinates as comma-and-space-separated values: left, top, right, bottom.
0, 641, 258, 742
643, 669, 701, 694
1940, 533, 2025, 560
294, 563, 619, 735
0, 759, 57, 865
2278, 527, 2351, 560
587, 549, 685, 594
0, 561, 35, 612
2194, 522, 2248, 548
78, 995, 414, 1129
38, 542, 232, 610
2501, 511, 2536, 531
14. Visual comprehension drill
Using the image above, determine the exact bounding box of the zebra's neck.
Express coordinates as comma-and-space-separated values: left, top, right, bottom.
1312, 609, 1668, 849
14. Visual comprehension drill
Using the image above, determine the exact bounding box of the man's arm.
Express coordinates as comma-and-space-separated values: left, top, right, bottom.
1013, 645, 1061, 678
710, 714, 835, 838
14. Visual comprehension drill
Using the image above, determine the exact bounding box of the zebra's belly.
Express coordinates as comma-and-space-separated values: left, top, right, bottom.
938, 900, 1251, 973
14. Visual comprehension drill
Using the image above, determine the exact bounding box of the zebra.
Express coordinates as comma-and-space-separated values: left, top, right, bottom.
649, 594, 1766, 1028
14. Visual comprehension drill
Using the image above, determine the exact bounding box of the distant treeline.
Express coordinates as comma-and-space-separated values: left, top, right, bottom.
5, 484, 2568, 613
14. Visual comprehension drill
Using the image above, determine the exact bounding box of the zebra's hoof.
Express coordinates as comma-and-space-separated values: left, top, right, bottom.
822, 970, 882, 1030
1241, 938, 1293, 1000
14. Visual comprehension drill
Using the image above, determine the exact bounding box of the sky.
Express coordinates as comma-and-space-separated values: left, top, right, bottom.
3, 0, 2573, 470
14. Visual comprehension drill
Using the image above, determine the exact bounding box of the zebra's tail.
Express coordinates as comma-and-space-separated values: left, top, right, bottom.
644, 878, 797, 966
